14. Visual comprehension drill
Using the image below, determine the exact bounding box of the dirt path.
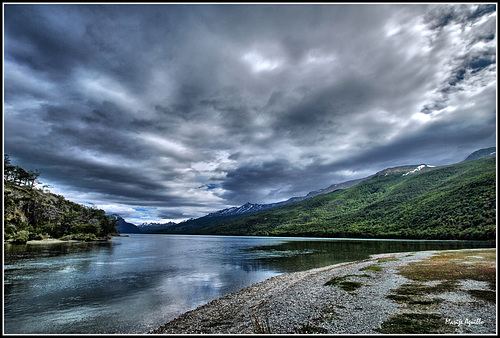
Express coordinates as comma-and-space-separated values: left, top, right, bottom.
150, 249, 496, 334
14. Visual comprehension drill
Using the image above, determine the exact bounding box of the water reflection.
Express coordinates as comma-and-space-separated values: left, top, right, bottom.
244, 238, 495, 272
4, 240, 113, 260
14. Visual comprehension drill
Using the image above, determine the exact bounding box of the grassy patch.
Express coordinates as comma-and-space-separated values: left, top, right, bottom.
338, 281, 362, 292
386, 294, 412, 302
386, 294, 443, 305
324, 277, 362, 291
392, 280, 459, 296
407, 297, 443, 305
379, 249, 496, 334
387, 250, 495, 307
376, 313, 455, 334
359, 265, 382, 272
398, 249, 496, 289
468, 289, 496, 303
324, 274, 370, 292
378, 257, 400, 263
386, 295, 443, 305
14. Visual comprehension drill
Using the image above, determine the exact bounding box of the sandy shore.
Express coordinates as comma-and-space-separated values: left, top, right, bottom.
150, 249, 496, 334
25, 239, 77, 244
8, 238, 111, 245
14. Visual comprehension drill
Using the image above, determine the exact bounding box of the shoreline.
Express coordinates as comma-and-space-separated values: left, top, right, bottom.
5, 237, 115, 245
150, 248, 496, 334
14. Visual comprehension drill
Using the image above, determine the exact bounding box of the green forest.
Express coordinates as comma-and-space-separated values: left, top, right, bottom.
4, 155, 118, 244
198, 157, 496, 240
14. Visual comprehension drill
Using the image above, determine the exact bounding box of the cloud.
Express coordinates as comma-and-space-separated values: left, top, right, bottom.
3, 4, 496, 223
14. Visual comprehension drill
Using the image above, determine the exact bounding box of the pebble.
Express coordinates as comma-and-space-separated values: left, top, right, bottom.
150, 250, 496, 334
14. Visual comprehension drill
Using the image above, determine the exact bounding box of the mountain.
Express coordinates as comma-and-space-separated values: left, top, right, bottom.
151, 209, 258, 234
138, 221, 176, 233
305, 177, 369, 198
154, 147, 496, 237
153, 164, 432, 234
195, 155, 496, 240
462, 146, 496, 162
110, 214, 143, 234
375, 164, 435, 176
152, 179, 368, 234
205, 197, 308, 217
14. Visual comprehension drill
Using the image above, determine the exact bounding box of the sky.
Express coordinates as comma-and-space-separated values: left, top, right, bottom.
3, 3, 497, 224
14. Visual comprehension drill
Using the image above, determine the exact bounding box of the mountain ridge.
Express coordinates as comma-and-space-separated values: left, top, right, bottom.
110, 214, 143, 234
462, 146, 496, 162
197, 155, 496, 240
138, 221, 176, 233
149, 164, 450, 234
151, 177, 371, 234
122, 147, 496, 236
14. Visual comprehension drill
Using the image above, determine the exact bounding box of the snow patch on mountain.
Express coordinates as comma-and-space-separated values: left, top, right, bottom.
207, 202, 276, 217
402, 164, 432, 176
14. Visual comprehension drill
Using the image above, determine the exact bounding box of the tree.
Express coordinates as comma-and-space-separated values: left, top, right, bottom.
14, 165, 28, 185
4, 154, 16, 181
27, 170, 41, 188
4, 155, 42, 189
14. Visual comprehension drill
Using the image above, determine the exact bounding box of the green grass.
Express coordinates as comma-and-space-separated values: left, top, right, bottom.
324, 274, 370, 292
380, 249, 496, 333
359, 265, 382, 272
397, 249, 496, 290
386, 294, 443, 305
375, 313, 455, 334
378, 257, 400, 263
391, 280, 459, 296
467, 289, 496, 303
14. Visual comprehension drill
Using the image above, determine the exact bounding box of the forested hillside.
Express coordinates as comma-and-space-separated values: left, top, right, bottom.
4, 155, 118, 243
197, 157, 496, 240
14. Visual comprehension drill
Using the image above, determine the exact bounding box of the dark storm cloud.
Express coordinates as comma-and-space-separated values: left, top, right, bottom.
269, 78, 381, 142
221, 159, 298, 203
3, 4, 496, 223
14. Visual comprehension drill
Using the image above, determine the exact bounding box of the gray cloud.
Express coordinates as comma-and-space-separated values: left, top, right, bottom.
3, 4, 496, 223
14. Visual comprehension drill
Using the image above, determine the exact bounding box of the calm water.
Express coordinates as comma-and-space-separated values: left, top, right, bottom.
3, 234, 493, 334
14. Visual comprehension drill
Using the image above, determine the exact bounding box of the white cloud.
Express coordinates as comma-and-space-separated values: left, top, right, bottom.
242, 51, 283, 72
139, 133, 194, 161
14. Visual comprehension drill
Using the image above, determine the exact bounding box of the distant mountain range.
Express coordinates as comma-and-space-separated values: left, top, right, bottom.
137, 221, 176, 233
110, 214, 143, 234
114, 147, 496, 237
150, 178, 371, 234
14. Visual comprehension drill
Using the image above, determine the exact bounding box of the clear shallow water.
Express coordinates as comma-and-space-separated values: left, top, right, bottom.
3, 234, 493, 334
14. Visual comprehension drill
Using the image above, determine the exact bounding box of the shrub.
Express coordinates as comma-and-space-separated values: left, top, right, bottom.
11, 230, 30, 244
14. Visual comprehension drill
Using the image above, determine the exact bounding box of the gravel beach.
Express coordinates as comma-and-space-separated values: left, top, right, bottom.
150, 249, 496, 334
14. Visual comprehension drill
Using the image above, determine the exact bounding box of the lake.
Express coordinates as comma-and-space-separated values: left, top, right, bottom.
3, 234, 494, 334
